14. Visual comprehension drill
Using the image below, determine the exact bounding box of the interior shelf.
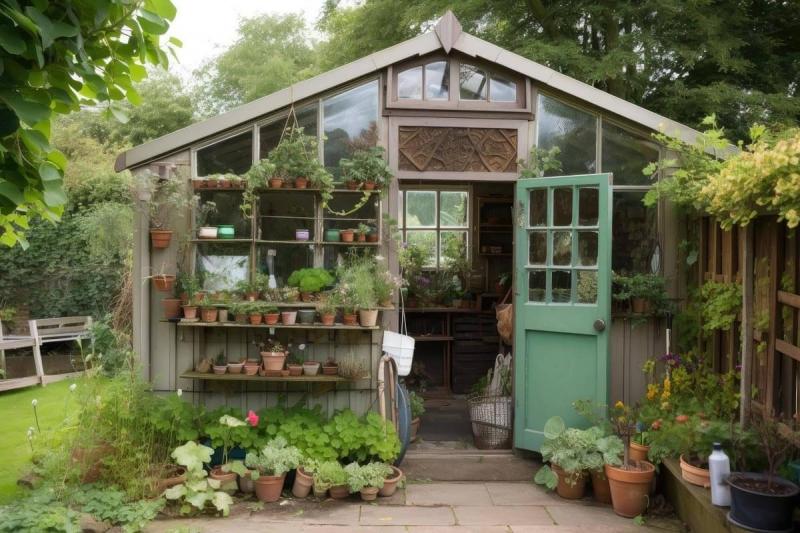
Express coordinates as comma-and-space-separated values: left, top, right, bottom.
166, 320, 380, 330
180, 371, 349, 383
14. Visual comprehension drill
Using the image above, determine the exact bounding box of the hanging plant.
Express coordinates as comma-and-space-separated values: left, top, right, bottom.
240, 159, 276, 219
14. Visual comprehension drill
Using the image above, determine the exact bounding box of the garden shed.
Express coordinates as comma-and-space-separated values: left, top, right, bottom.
116, 12, 707, 451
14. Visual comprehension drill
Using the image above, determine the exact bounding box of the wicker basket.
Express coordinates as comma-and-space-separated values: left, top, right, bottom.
467, 394, 512, 449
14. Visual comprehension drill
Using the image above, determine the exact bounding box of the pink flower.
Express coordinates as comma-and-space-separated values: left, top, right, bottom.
246, 410, 259, 427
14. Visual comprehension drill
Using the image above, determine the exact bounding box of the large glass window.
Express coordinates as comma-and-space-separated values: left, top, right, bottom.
196, 131, 253, 176
398, 66, 423, 100
611, 191, 657, 273
401, 189, 469, 268
536, 95, 597, 175
397, 60, 450, 101
602, 121, 660, 186
259, 104, 317, 158
323, 80, 379, 174
459, 64, 487, 101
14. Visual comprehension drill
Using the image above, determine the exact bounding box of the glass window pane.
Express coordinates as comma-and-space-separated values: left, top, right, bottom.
459, 64, 487, 100
323, 80, 379, 173
405, 191, 436, 227
577, 271, 597, 304
578, 231, 598, 266
552, 270, 572, 303
259, 191, 316, 241
537, 95, 597, 176
602, 122, 659, 186
196, 242, 250, 291
260, 105, 317, 158
613, 191, 657, 273
406, 230, 437, 267
398, 66, 422, 99
529, 231, 546, 265
490, 75, 516, 102
440, 191, 468, 227
257, 244, 313, 287
197, 132, 253, 176
530, 189, 547, 226
529, 270, 546, 302
552, 231, 572, 266
425, 61, 449, 100
195, 191, 249, 238
578, 187, 599, 226
553, 187, 573, 226
440, 231, 467, 267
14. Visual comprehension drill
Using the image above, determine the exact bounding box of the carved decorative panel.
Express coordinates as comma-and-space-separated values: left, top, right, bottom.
398, 126, 518, 173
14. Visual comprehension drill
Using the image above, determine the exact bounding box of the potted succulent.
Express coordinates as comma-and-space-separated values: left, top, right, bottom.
727, 415, 799, 532
322, 358, 338, 376
133, 170, 192, 249
344, 462, 393, 501
287, 268, 335, 302
199, 296, 218, 323
280, 309, 297, 325
245, 437, 302, 503
534, 416, 596, 499
263, 305, 280, 325
196, 199, 219, 239
312, 460, 348, 499
212, 351, 227, 375
409, 391, 425, 442
339, 147, 393, 191
259, 339, 286, 373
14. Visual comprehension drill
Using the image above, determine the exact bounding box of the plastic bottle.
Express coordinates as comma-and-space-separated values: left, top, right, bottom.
709, 442, 731, 506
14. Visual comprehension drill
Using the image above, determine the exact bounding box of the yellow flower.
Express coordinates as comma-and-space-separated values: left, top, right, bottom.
646, 384, 659, 401
661, 376, 671, 401
614, 400, 625, 409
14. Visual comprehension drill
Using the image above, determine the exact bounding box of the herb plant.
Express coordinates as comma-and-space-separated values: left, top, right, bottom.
244, 436, 302, 477
344, 461, 393, 492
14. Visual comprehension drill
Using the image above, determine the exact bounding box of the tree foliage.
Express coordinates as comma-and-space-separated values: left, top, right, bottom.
194, 13, 319, 116
0, 0, 179, 248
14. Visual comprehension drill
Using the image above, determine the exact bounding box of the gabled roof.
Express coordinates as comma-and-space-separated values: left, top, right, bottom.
115, 11, 708, 171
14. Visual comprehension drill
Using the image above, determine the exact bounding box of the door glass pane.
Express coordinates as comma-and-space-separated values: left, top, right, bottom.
551, 270, 572, 303
405, 191, 436, 227
577, 271, 597, 304
529, 270, 546, 302
553, 187, 573, 226
537, 95, 597, 176
602, 121, 659, 186
552, 231, 572, 266
530, 189, 546, 226
406, 230, 437, 267
613, 191, 657, 273
323, 80, 379, 173
398, 66, 422, 99
529, 231, 546, 265
440, 231, 467, 267
490, 75, 516, 102
578, 231, 598, 266
440, 191, 468, 227
197, 132, 253, 176
459, 64, 487, 100
578, 187, 599, 226
425, 61, 449, 100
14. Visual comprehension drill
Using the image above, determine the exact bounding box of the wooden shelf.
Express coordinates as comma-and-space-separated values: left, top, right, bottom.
191, 238, 251, 243
250, 187, 381, 194
190, 303, 395, 310
180, 371, 348, 383
412, 335, 454, 342
253, 239, 381, 246
166, 320, 380, 330
405, 307, 491, 314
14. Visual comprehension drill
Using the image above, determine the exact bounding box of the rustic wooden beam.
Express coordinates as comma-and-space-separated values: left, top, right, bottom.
740, 224, 754, 421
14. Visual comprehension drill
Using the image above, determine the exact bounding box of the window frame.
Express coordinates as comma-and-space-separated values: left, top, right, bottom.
399, 185, 471, 270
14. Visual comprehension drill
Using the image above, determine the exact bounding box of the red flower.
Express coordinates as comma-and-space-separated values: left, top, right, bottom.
246, 410, 259, 427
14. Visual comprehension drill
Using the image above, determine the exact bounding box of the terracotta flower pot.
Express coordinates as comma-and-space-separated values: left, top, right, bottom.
248, 313, 263, 325
264, 313, 280, 325
254, 473, 286, 502
150, 229, 173, 249
340, 229, 355, 242
629, 442, 650, 463
201, 307, 218, 322
154, 465, 186, 495
209, 466, 238, 494
182, 305, 198, 320
244, 363, 260, 376
261, 352, 286, 372
680, 455, 710, 488
329, 484, 349, 499
227, 362, 244, 374
551, 464, 587, 500
294, 177, 308, 189
379, 466, 403, 497
287, 364, 303, 376
358, 309, 379, 327
342, 313, 358, 326
366, 233, 379, 243
292, 467, 313, 498
281, 311, 297, 325
360, 486, 379, 501
322, 364, 338, 376
345, 180, 358, 190
410, 417, 420, 441
303, 362, 320, 376
235, 313, 248, 324
269, 178, 284, 189
162, 298, 182, 319
362, 181, 376, 190
213, 365, 227, 375
605, 461, 655, 518
631, 298, 650, 314
238, 471, 255, 493
590, 468, 612, 504
320, 313, 335, 326
153, 275, 176, 292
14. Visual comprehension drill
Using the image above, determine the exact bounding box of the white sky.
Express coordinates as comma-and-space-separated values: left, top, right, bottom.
167, 0, 326, 79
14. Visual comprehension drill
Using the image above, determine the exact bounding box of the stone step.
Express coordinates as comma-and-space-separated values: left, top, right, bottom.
401, 449, 540, 482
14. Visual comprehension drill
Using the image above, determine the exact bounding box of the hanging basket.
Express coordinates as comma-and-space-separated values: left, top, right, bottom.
466, 393, 512, 449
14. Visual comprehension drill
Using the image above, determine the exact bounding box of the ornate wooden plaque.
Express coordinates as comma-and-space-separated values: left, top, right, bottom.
398, 126, 518, 173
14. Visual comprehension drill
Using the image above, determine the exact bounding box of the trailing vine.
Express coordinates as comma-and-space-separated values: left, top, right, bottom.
699, 281, 742, 333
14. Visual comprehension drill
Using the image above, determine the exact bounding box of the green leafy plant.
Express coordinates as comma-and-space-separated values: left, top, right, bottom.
134, 171, 193, 230
518, 145, 562, 178
312, 460, 347, 491
699, 281, 742, 333
164, 441, 233, 516
244, 436, 302, 477
409, 391, 425, 419
241, 158, 277, 218
72, 485, 164, 532
344, 461, 392, 492
340, 147, 393, 189
336, 255, 378, 309
613, 273, 668, 313
287, 268, 335, 294
195, 198, 218, 227
0, 489, 80, 532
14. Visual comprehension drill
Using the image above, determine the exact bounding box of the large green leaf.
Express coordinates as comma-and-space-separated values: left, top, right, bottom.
543, 416, 566, 440
0, 91, 50, 124
24, 6, 79, 48
146, 0, 177, 20
0, 181, 24, 205
0, 25, 25, 53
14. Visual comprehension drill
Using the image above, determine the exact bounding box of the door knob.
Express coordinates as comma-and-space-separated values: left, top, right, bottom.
593, 319, 606, 332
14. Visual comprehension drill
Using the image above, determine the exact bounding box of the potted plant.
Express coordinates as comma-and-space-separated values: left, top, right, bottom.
259, 339, 286, 373
134, 170, 192, 249
337, 258, 380, 327
247, 302, 265, 325
340, 228, 355, 242
630, 431, 650, 463
280, 287, 300, 303
534, 416, 594, 499
227, 359, 244, 374
240, 158, 277, 218
409, 391, 425, 442
287, 268, 335, 302
379, 465, 403, 497
236, 279, 260, 301
212, 351, 227, 374
604, 401, 656, 517
151, 268, 176, 293
357, 223, 370, 242
298, 308, 316, 325
727, 415, 799, 532
292, 458, 316, 498
613, 273, 667, 315
163, 442, 233, 515
322, 358, 338, 376
199, 296, 218, 323
286, 353, 303, 376
196, 198, 219, 239
208, 414, 247, 494
366, 225, 379, 243
312, 460, 348, 499
344, 462, 392, 501
263, 305, 280, 325
245, 437, 302, 503
223, 460, 256, 493
303, 360, 320, 376
324, 228, 341, 242
339, 147, 393, 191
280, 309, 297, 325
244, 358, 260, 376
319, 301, 336, 326
270, 125, 332, 198
229, 301, 249, 324
181, 276, 201, 320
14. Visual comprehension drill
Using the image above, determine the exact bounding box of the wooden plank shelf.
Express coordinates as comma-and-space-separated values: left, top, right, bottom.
253, 240, 381, 246
412, 335, 455, 342
191, 238, 252, 244
164, 320, 380, 331
180, 371, 348, 383
188, 303, 395, 310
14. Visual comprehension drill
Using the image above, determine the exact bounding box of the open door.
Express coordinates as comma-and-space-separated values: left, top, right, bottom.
513, 174, 612, 451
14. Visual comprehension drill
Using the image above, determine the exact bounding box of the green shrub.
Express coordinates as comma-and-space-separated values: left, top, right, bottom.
344, 461, 393, 492
287, 268, 335, 293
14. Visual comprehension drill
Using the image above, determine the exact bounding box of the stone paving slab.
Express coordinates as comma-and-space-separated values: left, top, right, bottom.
359, 504, 456, 526
453, 505, 554, 526
545, 503, 645, 529
407, 527, 510, 533
406, 483, 493, 506
485, 482, 575, 506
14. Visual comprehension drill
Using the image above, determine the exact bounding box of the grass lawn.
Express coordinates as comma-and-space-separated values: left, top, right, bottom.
0, 379, 79, 504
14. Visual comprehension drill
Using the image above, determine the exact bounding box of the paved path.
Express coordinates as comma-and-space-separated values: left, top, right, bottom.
147, 482, 683, 532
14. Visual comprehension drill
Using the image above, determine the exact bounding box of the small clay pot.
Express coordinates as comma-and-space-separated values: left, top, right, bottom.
322, 364, 338, 376
201, 307, 218, 323
209, 467, 238, 494
248, 313, 263, 325
162, 298, 182, 319
281, 311, 297, 325
360, 486, 379, 501
213, 365, 227, 375
292, 467, 313, 498
340, 229, 355, 242
153, 275, 176, 292
329, 484, 349, 499
182, 305, 198, 320
362, 181, 376, 190
269, 178, 284, 189
551, 464, 587, 500
379, 466, 403, 497
345, 180, 358, 190
244, 363, 260, 376
287, 364, 303, 376
254, 473, 286, 503
227, 362, 244, 374
264, 313, 280, 325
150, 229, 173, 249
294, 177, 308, 189
342, 313, 358, 326
303, 362, 320, 376
320, 313, 336, 326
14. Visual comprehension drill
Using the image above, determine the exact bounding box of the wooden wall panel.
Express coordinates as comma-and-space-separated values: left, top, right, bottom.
398, 126, 518, 172
611, 317, 665, 405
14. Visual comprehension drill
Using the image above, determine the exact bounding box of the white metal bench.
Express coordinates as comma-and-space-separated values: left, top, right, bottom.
0, 316, 92, 391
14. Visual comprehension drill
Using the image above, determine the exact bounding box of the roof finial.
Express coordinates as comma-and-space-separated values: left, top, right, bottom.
435, 10, 462, 54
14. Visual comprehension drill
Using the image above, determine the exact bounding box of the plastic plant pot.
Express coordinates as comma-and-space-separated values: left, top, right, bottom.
217, 225, 235, 239
298, 309, 316, 325
295, 229, 310, 241
324, 229, 341, 242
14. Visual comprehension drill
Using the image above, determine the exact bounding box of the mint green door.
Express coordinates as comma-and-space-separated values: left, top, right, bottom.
513, 174, 612, 451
